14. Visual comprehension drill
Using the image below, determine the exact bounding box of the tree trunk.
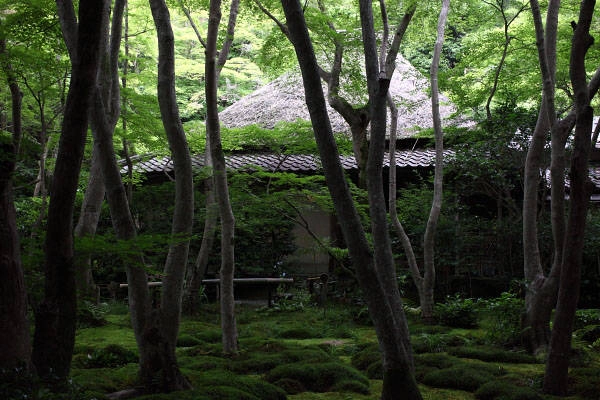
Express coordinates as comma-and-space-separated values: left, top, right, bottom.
282, 1, 422, 398
183, 175, 217, 314
206, 0, 238, 354
0, 34, 31, 371
544, 2, 595, 393
74, 142, 104, 302
521, 0, 560, 355
32, 0, 105, 379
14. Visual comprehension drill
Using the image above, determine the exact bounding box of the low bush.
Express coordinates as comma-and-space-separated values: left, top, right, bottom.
266, 362, 369, 394
77, 301, 109, 329
573, 309, 600, 330
177, 334, 202, 347
435, 294, 478, 328
422, 363, 505, 391
575, 324, 600, 344
448, 345, 537, 364
412, 332, 469, 353
569, 367, 600, 399
479, 292, 524, 347
475, 380, 543, 400
76, 344, 137, 369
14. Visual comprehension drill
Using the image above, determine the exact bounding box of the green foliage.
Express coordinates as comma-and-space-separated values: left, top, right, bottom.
77, 301, 109, 329
435, 294, 478, 328
475, 380, 542, 400
574, 308, 600, 330
266, 362, 369, 394
479, 292, 525, 347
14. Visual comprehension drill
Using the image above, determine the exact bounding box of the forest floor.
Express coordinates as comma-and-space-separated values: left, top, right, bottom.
69, 296, 600, 400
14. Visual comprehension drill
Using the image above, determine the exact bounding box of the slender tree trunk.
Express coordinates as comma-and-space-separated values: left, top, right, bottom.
544, 2, 595, 393
32, 0, 105, 378
179, 0, 239, 316
206, 0, 238, 354
0, 34, 31, 371
74, 142, 104, 302
282, 1, 422, 398
183, 175, 217, 314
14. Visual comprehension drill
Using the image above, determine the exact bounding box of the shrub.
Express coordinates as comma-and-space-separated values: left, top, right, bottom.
78, 344, 137, 368
569, 367, 600, 399
77, 301, 109, 328
575, 324, 600, 344
435, 294, 478, 328
411, 332, 469, 353
422, 364, 504, 392
266, 362, 369, 394
448, 345, 537, 364
475, 380, 543, 400
573, 309, 600, 330
479, 292, 525, 347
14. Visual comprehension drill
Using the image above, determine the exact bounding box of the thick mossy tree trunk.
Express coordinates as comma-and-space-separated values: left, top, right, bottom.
281, 1, 422, 398
0, 34, 31, 371
31, 0, 105, 379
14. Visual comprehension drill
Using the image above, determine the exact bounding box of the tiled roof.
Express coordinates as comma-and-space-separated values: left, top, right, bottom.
123, 149, 454, 175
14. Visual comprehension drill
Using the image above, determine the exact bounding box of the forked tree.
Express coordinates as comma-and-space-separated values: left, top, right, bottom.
281, 0, 422, 397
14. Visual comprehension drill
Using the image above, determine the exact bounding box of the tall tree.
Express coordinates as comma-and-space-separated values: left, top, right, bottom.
178, 0, 241, 316
206, 0, 239, 354
390, 0, 449, 323
31, 0, 105, 378
281, 0, 422, 398
0, 28, 31, 371
521, 0, 560, 355
543, 0, 595, 394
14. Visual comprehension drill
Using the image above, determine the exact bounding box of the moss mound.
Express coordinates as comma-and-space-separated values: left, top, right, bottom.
229, 347, 332, 374
266, 362, 369, 394
422, 363, 505, 391
475, 380, 543, 400
448, 345, 537, 364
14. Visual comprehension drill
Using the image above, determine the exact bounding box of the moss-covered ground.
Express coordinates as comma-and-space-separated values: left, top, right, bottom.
63, 300, 599, 400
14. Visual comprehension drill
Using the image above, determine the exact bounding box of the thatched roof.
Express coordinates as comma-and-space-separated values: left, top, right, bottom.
219, 54, 471, 138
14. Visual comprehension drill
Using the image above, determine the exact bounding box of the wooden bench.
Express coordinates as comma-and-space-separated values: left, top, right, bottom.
202, 278, 294, 307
